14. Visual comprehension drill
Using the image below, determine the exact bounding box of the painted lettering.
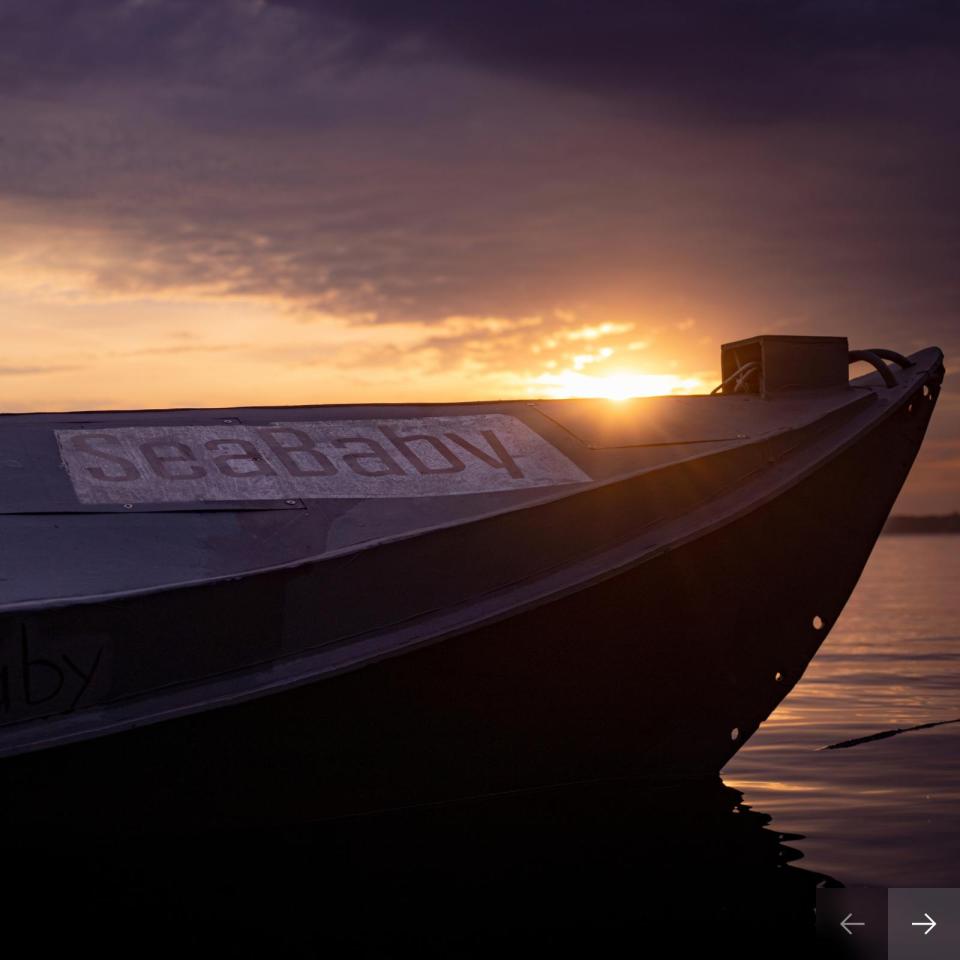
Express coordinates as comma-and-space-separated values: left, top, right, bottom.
205, 438, 277, 478
0, 627, 108, 724
140, 440, 206, 480
445, 430, 524, 479
62, 648, 104, 710
68, 434, 140, 481
258, 428, 337, 477
57, 415, 590, 503
22, 630, 63, 705
332, 438, 404, 477
379, 425, 464, 475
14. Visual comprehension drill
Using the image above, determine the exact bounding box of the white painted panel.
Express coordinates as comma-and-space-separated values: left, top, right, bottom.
57, 414, 591, 504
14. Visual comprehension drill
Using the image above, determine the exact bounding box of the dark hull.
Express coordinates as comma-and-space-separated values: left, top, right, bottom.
0, 374, 939, 835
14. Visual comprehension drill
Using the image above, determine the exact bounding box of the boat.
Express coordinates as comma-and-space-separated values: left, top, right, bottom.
0, 334, 944, 833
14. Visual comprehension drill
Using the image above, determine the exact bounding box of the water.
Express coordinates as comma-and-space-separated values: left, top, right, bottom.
724, 534, 960, 887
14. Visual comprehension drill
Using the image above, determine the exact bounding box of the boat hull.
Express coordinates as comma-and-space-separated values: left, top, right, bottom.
0, 366, 941, 835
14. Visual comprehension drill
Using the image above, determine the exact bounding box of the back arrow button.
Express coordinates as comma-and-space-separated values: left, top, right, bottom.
841, 912, 866, 935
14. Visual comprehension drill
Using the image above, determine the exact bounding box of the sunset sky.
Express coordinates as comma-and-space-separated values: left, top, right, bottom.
0, 1, 957, 511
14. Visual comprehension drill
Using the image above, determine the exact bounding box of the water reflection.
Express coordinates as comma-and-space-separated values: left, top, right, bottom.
725, 535, 960, 886
6, 776, 833, 954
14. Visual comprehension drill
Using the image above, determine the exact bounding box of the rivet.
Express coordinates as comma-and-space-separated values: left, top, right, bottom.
123, 503, 134, 509
285, 499, 298, 506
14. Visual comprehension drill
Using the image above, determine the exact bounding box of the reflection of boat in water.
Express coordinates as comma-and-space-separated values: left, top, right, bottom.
6, 774, 834, 954
0, 334, 944, 827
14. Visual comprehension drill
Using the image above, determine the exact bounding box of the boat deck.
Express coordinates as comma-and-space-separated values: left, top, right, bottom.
0, 348, 939, 610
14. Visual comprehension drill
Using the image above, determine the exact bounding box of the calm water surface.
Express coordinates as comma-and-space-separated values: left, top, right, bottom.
724, 534, 960, 887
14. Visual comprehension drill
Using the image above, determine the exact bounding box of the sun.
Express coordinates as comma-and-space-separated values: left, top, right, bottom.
597, 373, 647, 401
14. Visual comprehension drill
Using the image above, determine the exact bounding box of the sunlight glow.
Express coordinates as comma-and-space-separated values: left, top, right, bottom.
531, 369, 705, 401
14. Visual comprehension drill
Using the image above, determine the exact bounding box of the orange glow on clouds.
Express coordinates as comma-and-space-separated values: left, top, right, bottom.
0, 234, 713, 411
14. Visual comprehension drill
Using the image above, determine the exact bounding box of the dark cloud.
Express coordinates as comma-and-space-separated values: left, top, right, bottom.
276, 0, 960, 122
0, 0, 226, 91
0, 0, 334, 87
0, 2, 957, 338
6, 2, 958, 125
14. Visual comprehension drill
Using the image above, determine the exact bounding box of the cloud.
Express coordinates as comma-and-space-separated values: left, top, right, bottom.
0, 2, 956, 379
0, 1, 956, 338
276, 0, 960, 123
0, 1, 297, 95
0, 364, 83, 375
108, 342, 243, 357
